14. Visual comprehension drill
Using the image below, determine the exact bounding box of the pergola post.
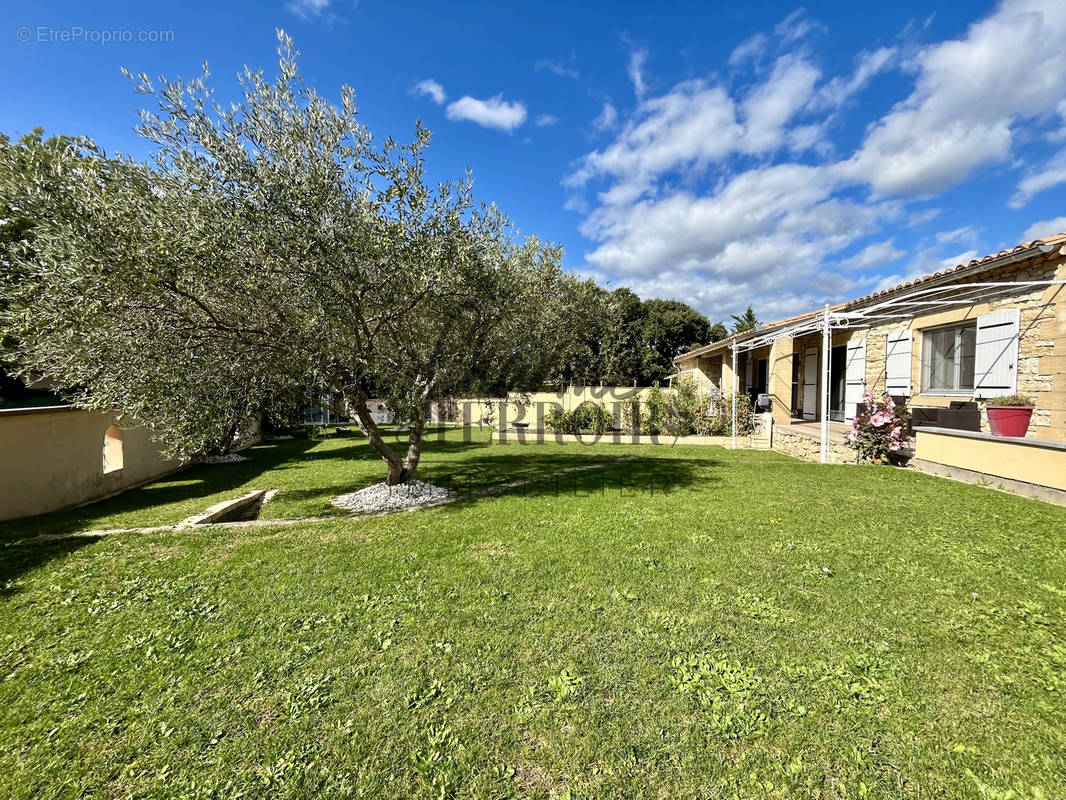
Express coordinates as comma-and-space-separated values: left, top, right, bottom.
731, 345, 737, 450
820, 304, 830, 464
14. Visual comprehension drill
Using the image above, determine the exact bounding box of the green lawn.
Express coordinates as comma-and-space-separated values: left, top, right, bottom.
2, 430, 1065, 798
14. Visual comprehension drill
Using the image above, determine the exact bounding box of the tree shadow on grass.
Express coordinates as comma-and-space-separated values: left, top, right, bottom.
429, 454, 717, 513
287, 433, 493, 463
0, 535, 102, 599
256, 446, 720, 521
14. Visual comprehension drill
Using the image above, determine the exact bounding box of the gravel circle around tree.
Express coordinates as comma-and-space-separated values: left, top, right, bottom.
332, 480, 451, 513
198, 454, 251, 464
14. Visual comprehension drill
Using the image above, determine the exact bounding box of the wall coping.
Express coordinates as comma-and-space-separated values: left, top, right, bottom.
0, 404, 75, 418
916, 426, 1066, 453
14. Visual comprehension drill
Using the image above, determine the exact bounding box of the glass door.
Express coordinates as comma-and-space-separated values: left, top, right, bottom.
829, 345, 847, 421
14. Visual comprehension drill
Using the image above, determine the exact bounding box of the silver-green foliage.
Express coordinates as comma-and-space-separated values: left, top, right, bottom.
0, 33, 568, 480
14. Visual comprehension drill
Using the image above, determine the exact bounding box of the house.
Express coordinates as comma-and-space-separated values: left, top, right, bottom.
674, 234, 1066, 502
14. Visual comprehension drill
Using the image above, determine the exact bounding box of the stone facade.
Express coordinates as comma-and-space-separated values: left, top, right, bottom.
772, 426, 858, 465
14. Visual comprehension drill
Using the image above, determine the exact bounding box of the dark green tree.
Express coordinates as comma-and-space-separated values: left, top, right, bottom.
639, 299, 712, 383
730, 305, 759, 334
599, 288, 646, 384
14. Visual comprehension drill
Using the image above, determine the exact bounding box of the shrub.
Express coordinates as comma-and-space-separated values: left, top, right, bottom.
984, 394, 1034, 407
642, 384, 668, 435
846, 391, 911, 463
573, 402, 613, 434
544, 407, 566, 432
698, 392, 756, 436
544, 402, 612, 434
620, 397, 642, 434
664, 378, 701, 436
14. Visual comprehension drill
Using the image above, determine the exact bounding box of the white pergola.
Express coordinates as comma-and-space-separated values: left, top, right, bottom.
727, 274, 1066, 463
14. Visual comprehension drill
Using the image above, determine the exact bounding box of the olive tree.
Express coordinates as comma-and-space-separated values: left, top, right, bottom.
0, 33, 569, 484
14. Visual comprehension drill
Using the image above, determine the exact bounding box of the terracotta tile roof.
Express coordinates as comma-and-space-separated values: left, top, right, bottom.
841, 232, 1066, 309
674, 232, 1066, 363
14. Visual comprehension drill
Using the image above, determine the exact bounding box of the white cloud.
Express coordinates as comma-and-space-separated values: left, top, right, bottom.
1010, 147, 1066, 207
285, 0, 331, 19
812, 47, 897, 110
787, 124, 830, 156
1022, 216, 1066, 241
535, 59, 578, 80
941, 249, 979, 267
593, 102, 618, 131
576, 163, 897, 318
445, 95, 527, 131
774, 9, 825, 46
935, 225, 980, 247
565, 0, 1066, 320
841, 0, 1066, 196
411, 79, 446, 105
908, 208, 941, 226
628, 47, 648, 100
730, 9, 823, 68
565, 51, 887, 316
566, 81, 743, 204
836, 240, 905, 271
729, 33, 767, 67
534, 114, 560, 127
741, 55, 821, 152
569, 62, 822, 202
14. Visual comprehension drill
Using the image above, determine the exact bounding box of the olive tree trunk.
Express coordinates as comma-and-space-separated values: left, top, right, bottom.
347, 389, 431, 486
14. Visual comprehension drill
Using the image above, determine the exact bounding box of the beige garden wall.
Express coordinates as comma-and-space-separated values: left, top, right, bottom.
0, 406, 183, 521
434, 385, 655, 429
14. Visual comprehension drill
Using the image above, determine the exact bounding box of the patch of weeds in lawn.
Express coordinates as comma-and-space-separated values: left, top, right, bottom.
282, 672, 335, 718
781, 651, 896, 715
405, 679, 455, 711
669, 653, 773, 739
514, 668, 587, 722
411, 723, 467, 799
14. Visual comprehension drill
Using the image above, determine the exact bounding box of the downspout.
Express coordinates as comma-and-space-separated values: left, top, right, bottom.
731, 344, 737, 450
820, 304, 830, 464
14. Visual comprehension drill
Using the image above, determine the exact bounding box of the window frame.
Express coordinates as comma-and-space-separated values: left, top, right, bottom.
920, 320, 977, 395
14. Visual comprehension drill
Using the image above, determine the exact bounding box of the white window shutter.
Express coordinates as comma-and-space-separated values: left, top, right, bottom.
974, 309, 1020, 398
745, 358, 753, 391
885, 330, 912, 396
844, 338, 867, 421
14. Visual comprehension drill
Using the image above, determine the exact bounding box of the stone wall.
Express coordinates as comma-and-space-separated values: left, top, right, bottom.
772, 426, 858, 465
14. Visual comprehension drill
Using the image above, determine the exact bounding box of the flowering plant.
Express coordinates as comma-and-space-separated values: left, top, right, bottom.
846, 391, 912, 463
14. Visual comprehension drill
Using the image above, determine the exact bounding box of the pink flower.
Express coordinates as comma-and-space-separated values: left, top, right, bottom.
888, 442, 901, 451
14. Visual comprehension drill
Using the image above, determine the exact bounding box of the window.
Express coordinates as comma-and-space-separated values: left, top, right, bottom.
922, 323, 976, 393
102, 425, 124, 473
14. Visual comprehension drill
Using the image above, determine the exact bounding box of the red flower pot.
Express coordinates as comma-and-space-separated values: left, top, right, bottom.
986, 405, 1034, 437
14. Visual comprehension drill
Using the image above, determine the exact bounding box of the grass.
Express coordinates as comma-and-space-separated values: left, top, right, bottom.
1, 429, 1065, 798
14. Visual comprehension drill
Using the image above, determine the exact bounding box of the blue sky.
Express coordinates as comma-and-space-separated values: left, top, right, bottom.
3, 0, 1066, 323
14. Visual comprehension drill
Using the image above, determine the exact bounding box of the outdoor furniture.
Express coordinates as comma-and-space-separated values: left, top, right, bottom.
911, 401, 980, 432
